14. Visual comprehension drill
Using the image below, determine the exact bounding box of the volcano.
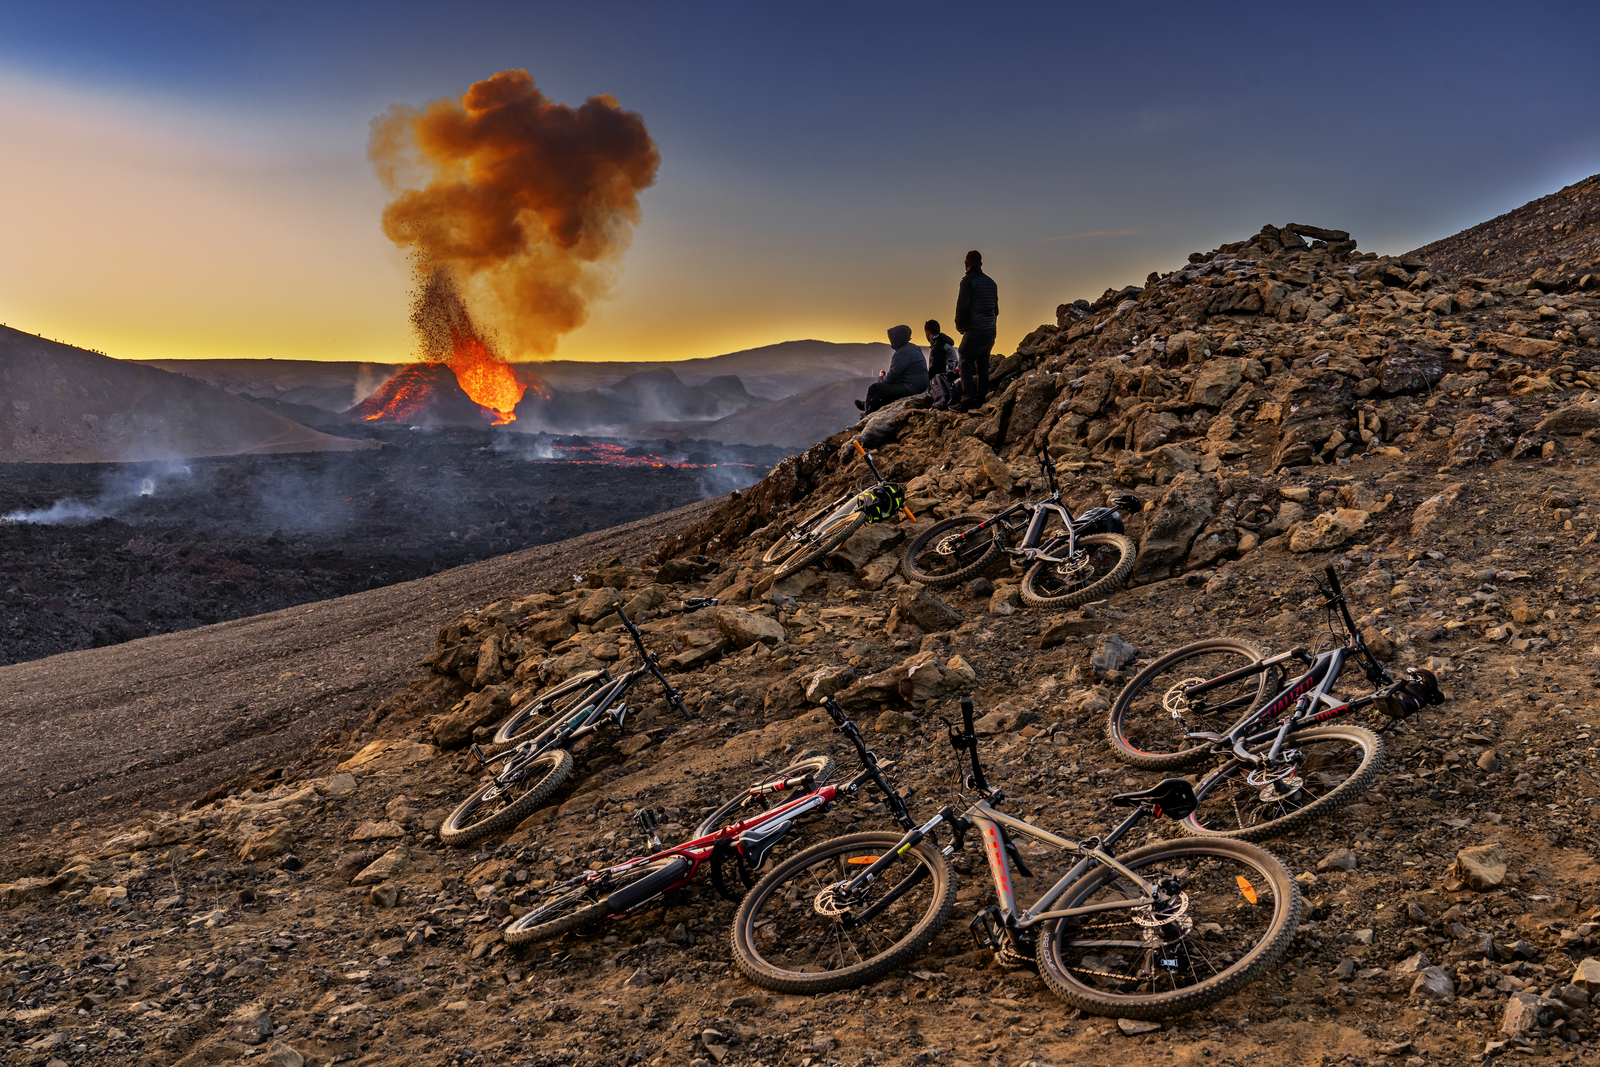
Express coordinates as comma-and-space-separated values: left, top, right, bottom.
347, 364, 496, 426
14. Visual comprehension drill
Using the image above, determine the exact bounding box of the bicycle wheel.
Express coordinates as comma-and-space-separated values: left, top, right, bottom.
503, 858, 684, 946
901, 514, 1005, 586
730, 831, 956, 995
1037, 837, 1299, 1019
1180, 725, 1383, 842
1106, 638, 1277, 771
438, 747, 573, 847
772, 508, 867, 580
693, 753, 837, 838
483, 670, 609, 756
1020, 532, 1135, 609
761, 495, 849, 567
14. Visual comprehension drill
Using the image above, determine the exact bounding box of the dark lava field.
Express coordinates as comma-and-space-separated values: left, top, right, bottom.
0, 428, 785, 665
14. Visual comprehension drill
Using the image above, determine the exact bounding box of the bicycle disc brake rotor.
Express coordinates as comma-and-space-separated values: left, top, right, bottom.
934, 532, 969, 559
1162, 679, 1206, 723
1245, 765, 1304, 802
1132, 892, 1193, 944
1053, 550, 1093, 583
812, 882, 856, 918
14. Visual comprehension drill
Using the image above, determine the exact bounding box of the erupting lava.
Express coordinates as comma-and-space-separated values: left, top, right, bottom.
444, 329, 527, 425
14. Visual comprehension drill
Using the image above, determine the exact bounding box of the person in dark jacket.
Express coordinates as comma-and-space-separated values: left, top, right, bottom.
924, 319, 961, 408
856, 324, 929, 414
954, 249, 998, 410
924, 319, 957, 377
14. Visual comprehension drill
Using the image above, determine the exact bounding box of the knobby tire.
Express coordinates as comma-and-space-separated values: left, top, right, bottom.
1019, 532, 1135, 609
901, 514, 1004, 586
1106, 637, 1276, 771
1036, 837, 1300, 1019
438, 748, 573, 847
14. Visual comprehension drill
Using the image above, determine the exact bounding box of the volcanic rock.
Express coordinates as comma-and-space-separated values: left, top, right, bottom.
1446, 841, 1508, 891
888, 587, 963, 633
714, 607, 787, 649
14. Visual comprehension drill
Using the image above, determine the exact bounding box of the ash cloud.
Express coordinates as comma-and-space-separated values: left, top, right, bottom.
369, 69, 659, 360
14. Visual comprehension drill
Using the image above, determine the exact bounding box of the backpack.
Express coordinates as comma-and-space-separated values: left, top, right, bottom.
930, 372, 961, 411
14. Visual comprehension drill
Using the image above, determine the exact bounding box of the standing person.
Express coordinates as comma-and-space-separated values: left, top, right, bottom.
855, 324, 929, 415
954, 249, 998, 411
924, 319, 961, 409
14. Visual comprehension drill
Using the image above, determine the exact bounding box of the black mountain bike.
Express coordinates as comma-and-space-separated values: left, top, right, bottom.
731, 697, 1299, 1020
901, 450, 1141, 609
500, 696, 916, 945
438, 600, 708, 846
1105, 565, 1445, 841
761, 440, 915, 581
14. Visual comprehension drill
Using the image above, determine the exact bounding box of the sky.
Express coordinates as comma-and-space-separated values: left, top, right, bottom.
2, 1, 1598, 366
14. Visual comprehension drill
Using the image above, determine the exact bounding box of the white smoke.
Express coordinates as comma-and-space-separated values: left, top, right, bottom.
2, 462, 195, 525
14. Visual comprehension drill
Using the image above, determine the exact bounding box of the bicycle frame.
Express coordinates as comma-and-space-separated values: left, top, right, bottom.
532, 695, 915, 922
940, 451, 1130, 567
1176, 566, 1394, 764
478, 602, 692, 785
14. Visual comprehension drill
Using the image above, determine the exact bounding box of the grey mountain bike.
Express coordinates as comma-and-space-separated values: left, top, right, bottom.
901, 450, 1140, 609
1105, 565, 1444, 841
438, 599, 709, 846
730, 697, 1300, 1019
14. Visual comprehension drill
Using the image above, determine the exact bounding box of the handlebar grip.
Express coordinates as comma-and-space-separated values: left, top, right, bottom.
853, 440, 867, 457
1323, 565, 1343, 596
960, 696, 975, 735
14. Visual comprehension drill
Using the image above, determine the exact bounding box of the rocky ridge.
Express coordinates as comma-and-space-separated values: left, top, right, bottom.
6, 194, 1600, 1066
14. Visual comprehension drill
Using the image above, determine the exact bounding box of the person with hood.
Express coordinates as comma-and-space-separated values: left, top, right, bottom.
954, 249, 998, 410
856, 324, 929, 414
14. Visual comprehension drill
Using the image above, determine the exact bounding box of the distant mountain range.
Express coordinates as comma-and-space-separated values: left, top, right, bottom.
136, 339, 892, 448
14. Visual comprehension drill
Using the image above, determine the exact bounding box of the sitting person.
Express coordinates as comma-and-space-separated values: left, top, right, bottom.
923, 319, 961, 410
856, 324, 929, 414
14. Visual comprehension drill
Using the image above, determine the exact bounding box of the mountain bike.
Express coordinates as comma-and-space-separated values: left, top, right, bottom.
438, 600, 709, 847
761, 440, 915, 581
501, 696, 916, 946
1104, 565, 1445, 841
730, 698, 1300, 1019
901, 450, 1141, 609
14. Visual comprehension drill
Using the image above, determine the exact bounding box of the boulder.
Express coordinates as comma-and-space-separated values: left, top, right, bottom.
889, 586, 964, 633
1490, 334, 1561, 359
829, 523, 905, 572
432, 685, 514, 750
1376, 347, 1444, 395
1317, 848, 1358, 872
1444, 415, 1514, 469
1446, 841, 1508, 891
349, 820, 406, 842
1005, 374, 1060, 444
1188, 357, 1244, 408
1090, 635, 1137, 677
1572, 958, 1600, 992
1536, 401, 1600, 435
1500, 992, 1565, 1037
1270, 370, 1355, 468
714, 608, 787, 649
1411, 483, 1466, 538
1288, 509, 1366, 553
897, 653, 977, 702
350, 846, 409, 887
1410, 966, 1455, 1003
973, 703, 1038, 736
803, 665, 857, 703
664, 638, 732, 672
83, 885, 129, 908
238, 823, 294, 862
575, 587, 623, 625
1132, 471, 1219, 583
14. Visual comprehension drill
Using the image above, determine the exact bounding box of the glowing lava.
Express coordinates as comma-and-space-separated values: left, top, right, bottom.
447, 329, 528, 425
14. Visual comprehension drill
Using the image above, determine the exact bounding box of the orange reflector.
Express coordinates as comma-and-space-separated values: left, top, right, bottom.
1236, 876, 1258, 905
847, 856, 881, 865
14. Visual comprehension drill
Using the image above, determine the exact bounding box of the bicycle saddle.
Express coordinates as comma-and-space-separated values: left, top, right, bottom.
1110, 778, 1198, 820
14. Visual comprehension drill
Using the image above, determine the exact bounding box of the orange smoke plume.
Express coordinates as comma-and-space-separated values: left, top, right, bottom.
369, 69, 660, 359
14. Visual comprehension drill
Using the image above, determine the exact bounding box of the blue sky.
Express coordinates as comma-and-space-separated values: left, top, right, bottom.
2, 1, 1596, 364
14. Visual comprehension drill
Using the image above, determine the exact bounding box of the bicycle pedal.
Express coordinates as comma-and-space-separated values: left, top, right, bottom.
969, 905, 1004, 951
633, 808, 660, 835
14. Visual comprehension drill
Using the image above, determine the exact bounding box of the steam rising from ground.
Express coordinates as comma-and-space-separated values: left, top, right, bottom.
2, 462, 195, 525
369, 69, 659, 359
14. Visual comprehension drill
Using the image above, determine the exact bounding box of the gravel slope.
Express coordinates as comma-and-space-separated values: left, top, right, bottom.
0, 496, 721, 845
